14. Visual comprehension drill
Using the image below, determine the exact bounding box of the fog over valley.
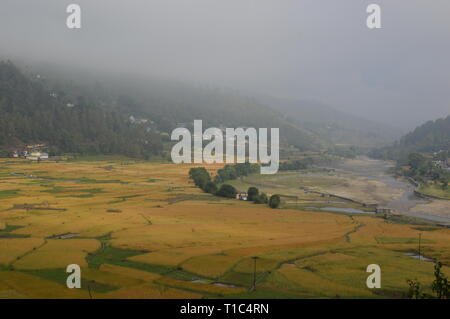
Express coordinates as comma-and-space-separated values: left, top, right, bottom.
1, 0, 449, 131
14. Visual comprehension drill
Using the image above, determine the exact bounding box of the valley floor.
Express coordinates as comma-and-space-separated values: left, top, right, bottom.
0, 158, 449, 299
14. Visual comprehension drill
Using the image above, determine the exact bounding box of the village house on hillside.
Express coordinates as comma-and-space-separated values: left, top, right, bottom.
129, 115, 152, 125
432, 150, 450, 171
26, 151, 49, 161
11, 144, 49, 161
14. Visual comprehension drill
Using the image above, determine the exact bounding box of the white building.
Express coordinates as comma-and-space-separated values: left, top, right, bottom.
236, 192, 248, 201
26, 151, 49, 161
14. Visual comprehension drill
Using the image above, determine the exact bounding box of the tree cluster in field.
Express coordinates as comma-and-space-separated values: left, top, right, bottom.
247, 186, 281, 208
404, 153, 450, 189
407, 261, 449, 299
0, 61, 162, 159
189, 164, 281, 208
279, 159, 309, 171
214, 162, 260, 184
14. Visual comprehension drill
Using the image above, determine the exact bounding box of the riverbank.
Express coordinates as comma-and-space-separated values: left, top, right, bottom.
326, 157, 450, 223
230, 157, 450, 224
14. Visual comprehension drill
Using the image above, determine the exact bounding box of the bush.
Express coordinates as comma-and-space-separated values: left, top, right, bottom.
432, 261, 450, 299
247, 187, 259, 201
406, 279, 424, 299
217, 184, 238, 199
204, 181, 218, 194
405, 261, 449, 299
215, 162, 260, 184
189, 167, 211, 190
254, 192, 268, 204
269, 194, 281, 208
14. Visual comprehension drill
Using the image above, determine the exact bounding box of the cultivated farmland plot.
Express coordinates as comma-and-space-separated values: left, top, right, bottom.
0, 159, 449, 298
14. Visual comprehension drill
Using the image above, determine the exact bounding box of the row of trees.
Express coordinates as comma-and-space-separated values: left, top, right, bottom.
189, 167, 235, 198
248, 186, 281, 208
214, 162, 260, 184
189, 165, 281, 208
279, 159, 309, 171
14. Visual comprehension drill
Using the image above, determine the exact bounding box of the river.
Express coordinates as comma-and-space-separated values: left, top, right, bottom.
328, 157, 450, 224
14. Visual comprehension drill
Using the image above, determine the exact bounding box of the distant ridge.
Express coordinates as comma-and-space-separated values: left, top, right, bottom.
370, 115, 450, 160
259, 96, 403, 148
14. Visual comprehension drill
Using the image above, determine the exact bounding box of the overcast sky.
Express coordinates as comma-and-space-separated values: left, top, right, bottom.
1, 0, 449, 129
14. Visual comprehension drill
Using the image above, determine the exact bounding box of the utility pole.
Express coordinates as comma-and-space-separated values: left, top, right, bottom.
251, 256, 259, 291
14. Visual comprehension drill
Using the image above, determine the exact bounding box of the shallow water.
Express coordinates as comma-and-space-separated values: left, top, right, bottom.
404, 253, 434, 262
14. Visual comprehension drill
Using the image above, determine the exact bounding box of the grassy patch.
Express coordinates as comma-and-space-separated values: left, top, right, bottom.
38, 175, 124, 184
58, 194, 95, 198
0, 189, 21, 198
0, 225, 30, 238
42, 186, 105, 194
114, 194, 143, 200
218, 271, 255, 287
108, 194, 144, 204
411, 226, 441, 232
419, 184, 450, 199
86, 242, 207, 282
376, 237, 435, 244
23, 269, 117, 293
68, 155, 137, 162
167, 193, 220, 204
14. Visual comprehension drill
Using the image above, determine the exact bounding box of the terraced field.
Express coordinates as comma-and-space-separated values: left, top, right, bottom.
0, 158, 449, 298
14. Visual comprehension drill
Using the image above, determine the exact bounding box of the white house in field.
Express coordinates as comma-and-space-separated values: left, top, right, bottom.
236, 192, 248, 201
26, 151, 49, 161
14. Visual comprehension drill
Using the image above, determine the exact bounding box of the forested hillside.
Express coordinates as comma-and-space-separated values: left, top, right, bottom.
370, 115, 450, 161
261, 96, 402, 148
0, 61, 163, 158
0, 61, 327, 158
46, 68, 325, 152
400, 116, 450, 152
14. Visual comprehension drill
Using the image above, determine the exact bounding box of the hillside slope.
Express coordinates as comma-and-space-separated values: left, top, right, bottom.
0, 61, 162, 158
28, 63, 327, 152
370, 115, 450, 161
0, 61, 327, 158
261, 96, 402, 147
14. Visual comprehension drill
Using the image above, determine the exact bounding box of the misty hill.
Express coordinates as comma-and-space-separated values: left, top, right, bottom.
370, 115, 450, 161
0, 61, 163, 158
29, 63, 326, 152
260, 96, 402, 147
0, 61, 326, 158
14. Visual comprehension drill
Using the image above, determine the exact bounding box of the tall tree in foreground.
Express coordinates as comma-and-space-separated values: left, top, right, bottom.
432, 262, 450, 299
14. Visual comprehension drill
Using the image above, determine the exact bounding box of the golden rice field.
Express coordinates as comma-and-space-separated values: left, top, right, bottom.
0, 158, 449, 299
